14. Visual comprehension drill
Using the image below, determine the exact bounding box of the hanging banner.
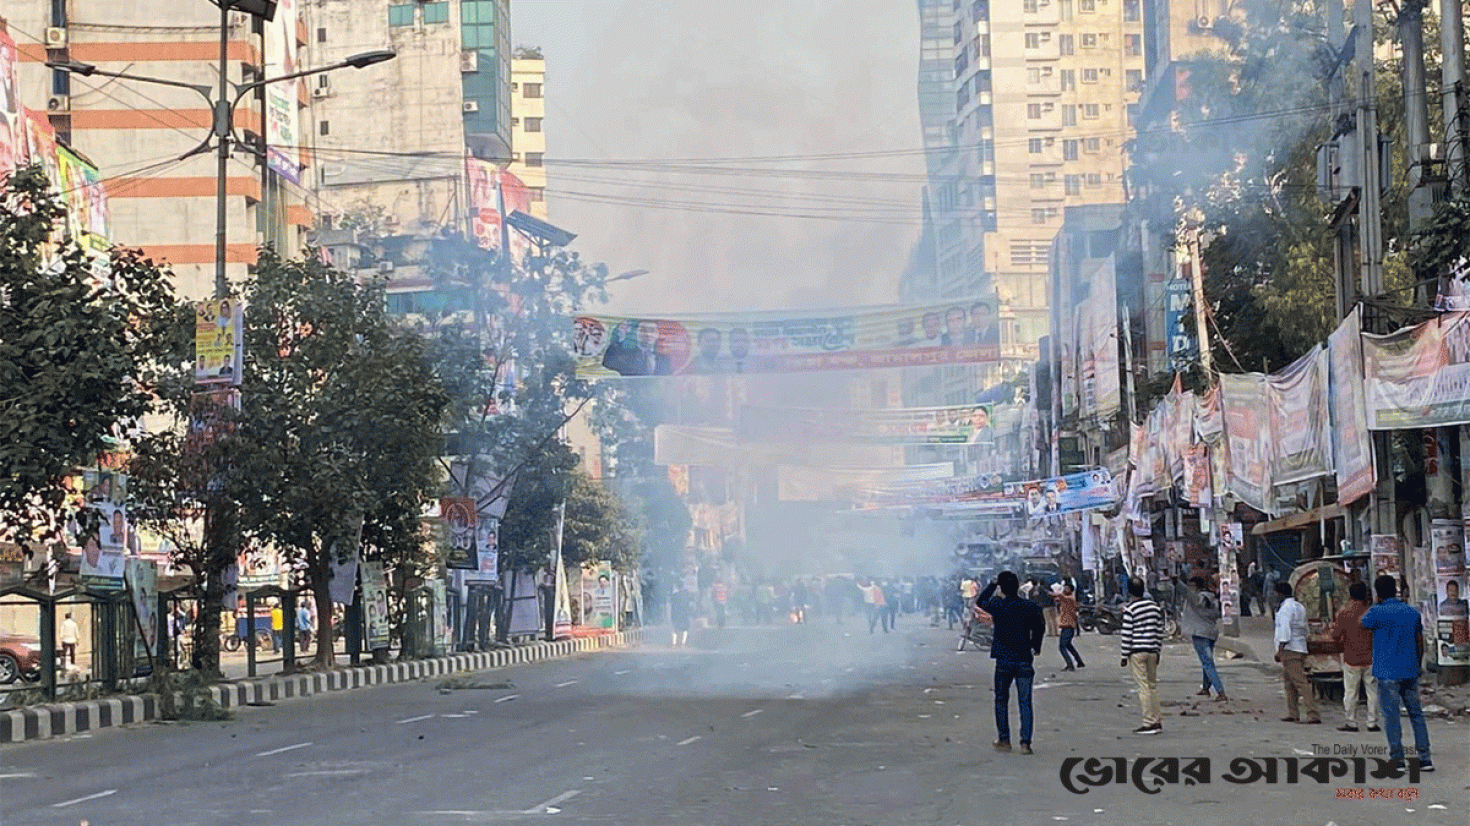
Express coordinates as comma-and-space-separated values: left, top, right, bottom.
80, 499, 128, 592
737, 403, 1006, 445
194, 299, 244, 385
1220, 372, 1271, 513
1362, 311, 1470, 429
570, 299, 1005, 378
1193, 384, 1224, 444
263, 0, 300, 183
1183, 443, 1212, 509
440, 497, 479, 571
466, 159, 531, 253
1328, 309, 1377, 504
1079, 256, 1120, 419
1432, 255, 1469, 312
0, 32, 18, 177
1267, 346, 1333, 485
778, 462, 956, 502
55, 146, 109, 254
238, 546, 281, 591
857, 468, 1115, 516
360, 561, 391, 650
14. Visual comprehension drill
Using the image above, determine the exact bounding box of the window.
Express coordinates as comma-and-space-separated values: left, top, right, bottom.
319, 120, 330, 136
1028, 137, 1044, 153
523, 82, 543, 98
954, 47, 969, 77
1087, 173, 1103, 186
1081, 0, 1095, 10
1061, 69, 1075, 90
1062, 105, 1078, 126
316, 27, 326, 43
1059, 0, 1073, 19
1027, 103, 1043, 119
1083, 68, 1099, 83
1085, 137, 1101, 152
1059, 34, 1075, 55
1125, 34, 1142, 56
1124, 0, 1140, 20
977, 139, 995, 163
1082, 33, 1098, 48
971, 0, 989, 21
974, 70, 992, 93
1063, 139, 1079, 160
954, 20, 963, 45
976, 34, 990, 57
1031, 208, 1049, 224
1083, 103, 1100, 119
525, 117, 543, 132
956, 82, 969, 112
530, 187, 545, 202
1024, 0, 1039, 11
422, 2, 449, 24
1127, 102, 1139, 126
387, 3, 415, 26
526, 152, 544, 167
1065, 174, 1082, 195
1025, 32, 1041, 49
1029, 173, 1046, 189
1126, 68, 1143, 90
1027, 68, 1042, 84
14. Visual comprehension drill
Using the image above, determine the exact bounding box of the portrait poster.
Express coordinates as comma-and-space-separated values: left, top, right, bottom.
126, 558, 159, 664
1370, 534, 1402, 578
80, 502, 127, 591
360, 561, 390, 650
580, 561, 617, 630
440, 497, 478, 570
194, 299, 244, 385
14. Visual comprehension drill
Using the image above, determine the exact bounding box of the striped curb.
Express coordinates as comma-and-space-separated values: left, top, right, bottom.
0, 628, 642, 745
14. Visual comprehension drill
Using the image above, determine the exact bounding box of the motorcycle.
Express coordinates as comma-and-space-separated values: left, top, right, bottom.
956, 605, 993, 652
1078, 602, 1122, 634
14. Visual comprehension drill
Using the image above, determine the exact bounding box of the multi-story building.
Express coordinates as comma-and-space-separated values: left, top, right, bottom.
9, 2, 315, 298
507, 47, 546, 220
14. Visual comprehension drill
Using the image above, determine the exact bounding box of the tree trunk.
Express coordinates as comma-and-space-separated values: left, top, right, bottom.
311, 557, 336, 668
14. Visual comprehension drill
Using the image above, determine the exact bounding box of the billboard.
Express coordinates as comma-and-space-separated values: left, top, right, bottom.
571, 299, 1005, 378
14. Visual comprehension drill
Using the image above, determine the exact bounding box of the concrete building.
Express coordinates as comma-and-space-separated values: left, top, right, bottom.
307, 0, 513, 236
507, 47, 546, 220
9, 3, 314, 298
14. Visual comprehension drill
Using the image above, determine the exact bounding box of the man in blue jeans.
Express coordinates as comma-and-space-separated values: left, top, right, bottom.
977, 571, 1046, 755
1360, 575, 1434, 772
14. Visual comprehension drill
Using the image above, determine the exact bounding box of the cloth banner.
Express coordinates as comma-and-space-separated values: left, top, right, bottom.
1362, 311, 1470, 429
570, 298, 1004, 378
857, 468, 1115, 516
1267, 346, 1333, 485
263, 0, 300, 183
1328, 309, 1377, 504
1220, 373, 1272, 513
737, 402, 1009, 445
1193, 383, 1224, 444
1183, 443, 1212, 509
778, 462, 956, 502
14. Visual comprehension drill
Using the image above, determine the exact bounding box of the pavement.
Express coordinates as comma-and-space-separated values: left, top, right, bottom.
0, 615, 1464, 826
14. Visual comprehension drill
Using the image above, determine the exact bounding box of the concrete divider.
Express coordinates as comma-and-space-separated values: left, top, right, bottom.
0, 629, 643, 745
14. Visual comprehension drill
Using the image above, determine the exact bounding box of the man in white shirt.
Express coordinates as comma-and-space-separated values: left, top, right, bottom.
60, 612, 80, 668
1273, 581, 1320, 723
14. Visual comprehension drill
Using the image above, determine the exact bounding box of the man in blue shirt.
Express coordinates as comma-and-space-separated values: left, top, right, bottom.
977, 571, 1046, 755
1360, 575, 1434, 772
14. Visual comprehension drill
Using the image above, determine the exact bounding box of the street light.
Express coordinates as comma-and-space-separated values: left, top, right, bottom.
47, 39, 395, 298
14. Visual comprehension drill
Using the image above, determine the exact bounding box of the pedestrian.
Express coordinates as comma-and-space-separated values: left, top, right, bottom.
296, 601, 313, 649
862, 579, 884, 634
1273, 580, 1320, 724
1038, 582, 1059, 637
825, 576, 847, 625
1330, 581, 1380, 733
60, 611, 79, 668
269, 600, 284, 651
881, 580, 899, 632
791, 579, 809, 624
1180, 575, 1226, 701
977, 571, 1045, 755
712, 580, 729, 628
1115, 569, 1129, 602
1019, 577, 1035, 600
1360, 575, 1434, 771
1120, 577, 1165, 734
669, 585, 692, 647
1057, 584, 1085, 671
1265, 567, 1283, 614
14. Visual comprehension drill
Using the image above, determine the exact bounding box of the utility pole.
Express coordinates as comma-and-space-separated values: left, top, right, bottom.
1442, 0, 1468, 191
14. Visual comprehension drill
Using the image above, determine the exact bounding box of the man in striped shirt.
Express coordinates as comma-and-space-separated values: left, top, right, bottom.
1120, 577, 1166, 734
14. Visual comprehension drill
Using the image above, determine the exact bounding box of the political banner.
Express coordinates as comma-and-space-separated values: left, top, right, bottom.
777, 462, 955, 502
440, 497, 478, 571
1370, 534, 1402, 578
1079, 256, 1120, 418
1011, 468, 1117, 518
80, 501, 128, 591
1193, 384, 1224, 444
856, 468, 1115, 516
263, 0, 300, 183
360, 561, 391, 650
0, 543, 22, 588
194, 299, 243, 385
1183, 443, 1212, 509
466, 159, 531, 255
238, 546, 281, 591
570, 298, 1004, 378
1220, 372, 1271, 513
0, 32, 17, 177
580, 561, 617, 630
737, 403, 1003, 445
126, 558, 159, 665
1328, 309, 1377, 504
1268, 346, 1333, 485
1362, 311, 1470, 429
1432, 255, 1469, 312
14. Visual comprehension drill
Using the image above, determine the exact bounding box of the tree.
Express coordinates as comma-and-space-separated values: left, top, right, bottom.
0, 166, 184, 552
229, 250, 450, 667
560, 465, 642, 572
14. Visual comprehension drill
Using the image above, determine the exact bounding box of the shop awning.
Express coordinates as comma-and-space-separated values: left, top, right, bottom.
1250, 503, 1344, 536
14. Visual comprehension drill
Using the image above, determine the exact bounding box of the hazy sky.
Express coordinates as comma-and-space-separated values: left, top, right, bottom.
512, 0, 927, 315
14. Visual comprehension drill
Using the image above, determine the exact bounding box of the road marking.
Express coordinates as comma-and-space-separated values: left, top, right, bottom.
440, 713, 468, 718
786, 692, 804, 699
256, 742, 313, 757
396, 714, 435, 724
741, 708, 763, 718
676, 735, 702, 745
53, 789, 116, 808
494, 694, 519, 703
555, 680, 579, 688
524, 789, 580, 814
284, 769, 371, 778
462, 710, 478, 715
614, 669, 631, 675
0, 772, 37, 779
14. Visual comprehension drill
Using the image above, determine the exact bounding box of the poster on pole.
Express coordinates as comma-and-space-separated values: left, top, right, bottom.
1267, 346, 1333, 485
440, 497, 478, 570
1433, 516, 1468, 664
80, 502, 127, 592
1220, 372, 1271, 513
126, 558, 159, 665
194, 299, 244, 385
580, 561, 617, 630
466, 159, 531, 254
1370, 534, 1402, 578
360, 561, 390, 650
1328, 309, 1377, 504
326, 516, 362, 605
571, 298, 1004, 378
1362, 311, 1470, 429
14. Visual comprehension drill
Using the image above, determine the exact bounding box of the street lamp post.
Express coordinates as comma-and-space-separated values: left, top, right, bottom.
49, 9, 394, 298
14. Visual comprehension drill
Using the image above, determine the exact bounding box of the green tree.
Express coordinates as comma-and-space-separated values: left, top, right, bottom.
560, 465, 642, 572
229, 250, 450, 667
0, 166, 184, 552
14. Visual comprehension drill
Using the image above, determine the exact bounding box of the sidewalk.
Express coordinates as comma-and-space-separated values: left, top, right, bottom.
0, 629, 643, 745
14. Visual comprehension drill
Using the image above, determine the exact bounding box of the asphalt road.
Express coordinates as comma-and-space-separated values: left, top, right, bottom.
1, 617, 1464, 826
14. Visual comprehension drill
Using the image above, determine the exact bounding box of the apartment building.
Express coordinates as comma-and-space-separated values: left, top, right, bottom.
8, 2, 314, 298
506, 47, 546, 220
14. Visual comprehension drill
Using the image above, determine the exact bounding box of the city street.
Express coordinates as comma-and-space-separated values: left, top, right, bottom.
1, 618, 1464, 826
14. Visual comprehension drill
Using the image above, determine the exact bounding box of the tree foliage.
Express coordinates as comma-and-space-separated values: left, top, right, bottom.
0, 166, 184, 548
591, 383, 691, 578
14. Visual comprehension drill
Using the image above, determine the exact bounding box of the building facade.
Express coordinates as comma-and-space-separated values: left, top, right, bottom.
507, 48, 546, 220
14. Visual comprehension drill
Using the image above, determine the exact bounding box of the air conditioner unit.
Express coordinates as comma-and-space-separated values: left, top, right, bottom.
377, 261, 395, 274
462, 100, 479, 112
47, 95, 70, 112
44, 27, 67, 48
459, 50, 478, 73
311, 85, 331, 99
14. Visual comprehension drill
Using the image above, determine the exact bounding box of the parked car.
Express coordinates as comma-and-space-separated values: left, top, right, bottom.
0, 633, 42, 684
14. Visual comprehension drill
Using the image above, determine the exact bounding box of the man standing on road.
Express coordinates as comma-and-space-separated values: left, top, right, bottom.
1180, 576, 1227, 702
1120, 577, 1165, 734
60, 612, 80, 668
269, 600, 284, 652
1057, 584, 1085, 671
977, 571, 1045, 755
1273, 581, 1320, 724
1330, 581, 1380, 733
711, 580, 729, 629
1038, 582, 1059, 638
1360, 575, 1434, 772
